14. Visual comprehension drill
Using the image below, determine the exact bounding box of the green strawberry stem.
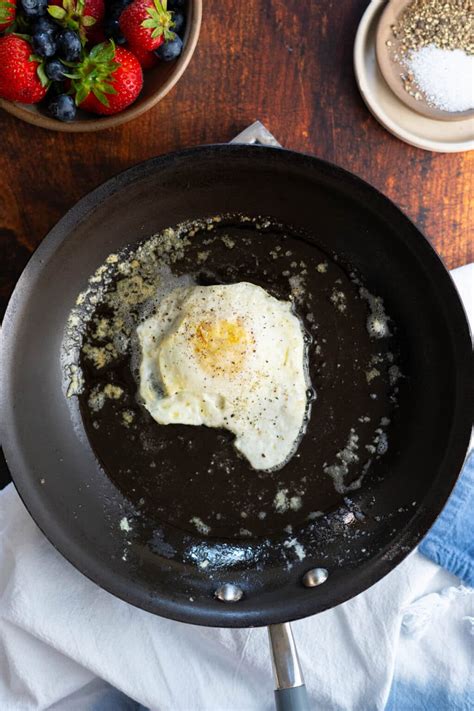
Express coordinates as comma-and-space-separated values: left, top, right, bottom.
48, 0, 96, 43
0, 0, 13, 24
11, 31, 31, 40
68, 41, 119, 107
29, 54, 50, 88
142, 0, 175, 41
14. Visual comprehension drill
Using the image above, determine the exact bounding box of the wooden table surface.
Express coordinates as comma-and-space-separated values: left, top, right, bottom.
0, 0, 472, 484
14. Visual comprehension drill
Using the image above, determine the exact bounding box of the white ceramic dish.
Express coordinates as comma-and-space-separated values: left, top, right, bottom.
354, 0, 474, 153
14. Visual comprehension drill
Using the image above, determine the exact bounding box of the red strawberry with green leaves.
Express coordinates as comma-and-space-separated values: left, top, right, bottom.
0, 0, 16, 32
70, 41, 142, 115
48, 0, 105, 42
128, 41, 157, 69
120, 0, 174, 52
0, 35, 48, 103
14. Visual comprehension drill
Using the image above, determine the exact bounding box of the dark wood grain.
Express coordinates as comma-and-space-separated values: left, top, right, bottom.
1, 0, 472, 319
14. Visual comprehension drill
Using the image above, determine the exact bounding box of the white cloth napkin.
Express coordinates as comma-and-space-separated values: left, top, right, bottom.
1, 265, 473, 711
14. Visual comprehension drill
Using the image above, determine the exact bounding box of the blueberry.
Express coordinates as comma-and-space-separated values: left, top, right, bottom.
168, 0, 185, 8
56, 29, 82, 62
172, 11, 185, 35
155, 34, 183, 61
21, 0, 47, 16
32, 30, 57, 57
45, 58, 67, 81
33, 16, 58, 35
46, 93, 77, 122
104, 16, 126, 44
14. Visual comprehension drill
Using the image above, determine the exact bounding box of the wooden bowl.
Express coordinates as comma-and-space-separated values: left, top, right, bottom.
375, 0, 474, 122
0, 0, 202, 132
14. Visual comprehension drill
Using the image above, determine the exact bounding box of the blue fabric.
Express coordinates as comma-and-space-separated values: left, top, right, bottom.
385, 679, 472, 711
384, 452, 474, 710
419, 450, 474, 587
91, 689, 143, 711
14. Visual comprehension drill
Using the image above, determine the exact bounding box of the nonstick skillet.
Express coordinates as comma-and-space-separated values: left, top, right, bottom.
1, 123, 472, 710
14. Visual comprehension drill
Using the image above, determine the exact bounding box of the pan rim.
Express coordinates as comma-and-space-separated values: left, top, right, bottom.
1, 143, 472, 627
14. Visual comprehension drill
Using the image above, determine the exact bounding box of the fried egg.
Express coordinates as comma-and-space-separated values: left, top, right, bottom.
137, 282, 310, 470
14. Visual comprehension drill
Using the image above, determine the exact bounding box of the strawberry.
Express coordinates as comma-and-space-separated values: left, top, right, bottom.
0, 35, 48, 103
128, 41, 158, 69
71, 41, 143, 115
48, 0, 105, 42
120, 0, 174, 52
0, 0, 16, 32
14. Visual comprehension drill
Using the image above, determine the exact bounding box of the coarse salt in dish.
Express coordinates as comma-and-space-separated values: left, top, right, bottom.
406, 45, 474, 113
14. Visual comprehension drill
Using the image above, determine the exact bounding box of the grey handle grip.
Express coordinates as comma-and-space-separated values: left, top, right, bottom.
268, 623, 311, 711
274, 685, 311, 711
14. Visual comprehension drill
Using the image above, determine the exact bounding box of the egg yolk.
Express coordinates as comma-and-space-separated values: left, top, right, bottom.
191, 319, 251, 377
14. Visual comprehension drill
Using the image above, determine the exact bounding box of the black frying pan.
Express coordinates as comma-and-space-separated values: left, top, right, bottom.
1, 139, 472, 710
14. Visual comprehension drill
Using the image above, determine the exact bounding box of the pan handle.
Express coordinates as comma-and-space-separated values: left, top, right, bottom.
268, 623, 310, 711
230, 121, 282, 148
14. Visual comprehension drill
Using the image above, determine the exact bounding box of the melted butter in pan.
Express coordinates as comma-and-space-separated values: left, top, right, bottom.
74, 216, 401, 540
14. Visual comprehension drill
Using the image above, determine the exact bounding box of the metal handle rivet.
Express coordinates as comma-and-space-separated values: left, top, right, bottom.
215, 583, 244, 602
302, 568, 328, 587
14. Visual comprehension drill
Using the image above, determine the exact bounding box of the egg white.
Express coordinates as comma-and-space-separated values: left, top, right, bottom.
137, 282, 310, 470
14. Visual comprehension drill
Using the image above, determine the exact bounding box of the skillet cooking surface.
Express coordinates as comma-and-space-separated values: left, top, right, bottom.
1, 145, 471, 627
77, 215, 398, 542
